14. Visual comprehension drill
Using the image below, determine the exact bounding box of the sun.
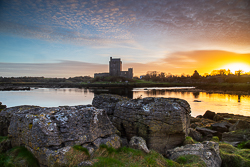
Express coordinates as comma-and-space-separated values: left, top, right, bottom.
220, 63, 250, 74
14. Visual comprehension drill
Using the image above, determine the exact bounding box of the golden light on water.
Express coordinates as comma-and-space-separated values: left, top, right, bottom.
220, 63, 250, 73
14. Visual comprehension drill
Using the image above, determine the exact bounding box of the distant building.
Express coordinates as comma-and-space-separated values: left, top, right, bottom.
94, 57, 133, 79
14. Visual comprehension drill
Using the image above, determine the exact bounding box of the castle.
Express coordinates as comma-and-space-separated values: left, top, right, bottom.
94, 57, 133, 79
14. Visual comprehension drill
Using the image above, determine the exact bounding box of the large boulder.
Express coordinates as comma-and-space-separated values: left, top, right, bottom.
5, 105, 120, 167
0, 105, 39, 136
93, 94, 191, 154
166, 141, 221, 167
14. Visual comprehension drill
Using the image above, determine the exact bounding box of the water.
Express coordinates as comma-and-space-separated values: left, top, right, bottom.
1, 87, 249, 117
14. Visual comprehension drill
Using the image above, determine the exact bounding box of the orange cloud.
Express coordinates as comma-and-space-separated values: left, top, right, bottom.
125, 50, 250, 76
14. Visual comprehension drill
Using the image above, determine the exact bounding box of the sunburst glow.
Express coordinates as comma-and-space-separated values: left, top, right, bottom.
220, 63, 250, 74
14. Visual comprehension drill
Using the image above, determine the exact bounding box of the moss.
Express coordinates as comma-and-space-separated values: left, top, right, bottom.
72, 145, 90, 156
237, 140, 250, 149
183, 136, 195, 145
0, 136, 8, 143
92, 146, 180, 167
29, 123, 33, 129
210, 136, 219, 142
219, 143, 250, 167
175, 154, 206, 167
4, 146, 40, 167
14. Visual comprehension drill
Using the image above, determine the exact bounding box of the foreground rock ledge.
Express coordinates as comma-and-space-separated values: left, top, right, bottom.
93, 94, 191, 154
1, 105, 120, 167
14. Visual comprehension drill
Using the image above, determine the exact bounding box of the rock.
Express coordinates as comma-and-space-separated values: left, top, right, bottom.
229, 120, 250, 131
166, 141, 221, 167
121, 137, 129, 147
0, 105, 39, 136
190, 118, 215, 129
196, 115, 203, 118
188, 128, 202, 142
203, 110, 216, 120
222, 130, 250, 147
129, 136, 150, 153
5, 105, 120, 166
93, 134, 121, 149
78, 159, 98, 167
190, 117, 201, 123
93, 95, 191, 154
196, 127, 218, 141
213, 114, 224, 122
211, 121, 232, 133
196, 127, 218, 136
92, 94, 129, 120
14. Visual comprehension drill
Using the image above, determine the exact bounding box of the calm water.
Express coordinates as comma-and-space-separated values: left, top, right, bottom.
1, 87, 250, 117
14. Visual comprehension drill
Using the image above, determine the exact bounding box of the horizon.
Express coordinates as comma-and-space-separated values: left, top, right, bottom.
1, 0, 250, 77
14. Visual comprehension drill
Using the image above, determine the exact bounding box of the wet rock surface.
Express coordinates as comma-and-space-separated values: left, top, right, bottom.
93, 94, 191, 154
167, 141, 221, 167
2, 105, 120, 166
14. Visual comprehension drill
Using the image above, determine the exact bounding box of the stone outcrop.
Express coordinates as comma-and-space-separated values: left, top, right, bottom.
93, 94, 191, 154
129, 136, 150, 153
3, 105, 120, 167
0, 105, 39, 136
166, 141, 222, 167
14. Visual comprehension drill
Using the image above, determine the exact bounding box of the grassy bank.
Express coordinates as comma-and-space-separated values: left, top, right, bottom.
1, 80, 249, 93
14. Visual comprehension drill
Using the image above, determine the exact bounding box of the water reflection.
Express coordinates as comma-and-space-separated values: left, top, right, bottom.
192, 92, 200, 98
0, 87, 249, 117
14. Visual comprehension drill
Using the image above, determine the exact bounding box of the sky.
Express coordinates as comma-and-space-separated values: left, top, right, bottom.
0, 0, 250, 77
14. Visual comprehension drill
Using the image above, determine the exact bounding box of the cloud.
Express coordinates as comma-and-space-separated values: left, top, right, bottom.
160, 50, 250, 73
0, 60, 108, 78
1, 50, 249, 77
1, 0, 249, 50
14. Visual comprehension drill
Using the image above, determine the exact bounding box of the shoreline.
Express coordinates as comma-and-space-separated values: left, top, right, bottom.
1, 82, 249, 95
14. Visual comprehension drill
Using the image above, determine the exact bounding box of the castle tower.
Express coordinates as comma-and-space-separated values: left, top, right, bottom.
109, 57, 122, 76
